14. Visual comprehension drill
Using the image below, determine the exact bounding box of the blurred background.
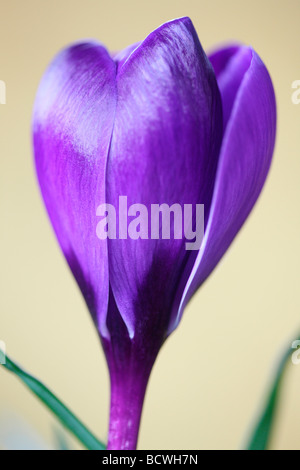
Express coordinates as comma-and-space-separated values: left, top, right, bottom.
0, 0, 299, 450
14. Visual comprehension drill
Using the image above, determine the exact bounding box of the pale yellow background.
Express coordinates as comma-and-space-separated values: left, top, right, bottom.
0, 0, 299, 450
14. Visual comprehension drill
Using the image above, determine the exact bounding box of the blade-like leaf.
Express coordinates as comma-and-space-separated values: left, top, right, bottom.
246, 337, 299, 450
1, 355, 106, 450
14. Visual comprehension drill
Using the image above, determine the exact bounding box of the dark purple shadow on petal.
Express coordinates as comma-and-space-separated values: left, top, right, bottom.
113, 42, 141, 70
171, 48, 276, 333
209, 45, 253, 131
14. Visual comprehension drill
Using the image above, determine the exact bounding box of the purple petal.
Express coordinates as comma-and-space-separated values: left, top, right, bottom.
208, 45, 240, 77
106, 17, 222, 339
33, 42, 117, 338
172, 47, 276, 332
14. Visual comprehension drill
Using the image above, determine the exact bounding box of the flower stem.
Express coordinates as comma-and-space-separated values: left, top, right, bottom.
107, 371, 149, 450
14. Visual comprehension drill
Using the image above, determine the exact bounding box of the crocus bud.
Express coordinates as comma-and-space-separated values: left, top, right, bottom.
33, 17, 276, 449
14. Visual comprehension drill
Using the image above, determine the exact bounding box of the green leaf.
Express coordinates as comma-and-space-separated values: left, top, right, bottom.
1, 354, 106, 450
246, 337, 299, 450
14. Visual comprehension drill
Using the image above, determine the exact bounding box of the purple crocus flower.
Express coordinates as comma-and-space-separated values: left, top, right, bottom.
33, 17, 276, 450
